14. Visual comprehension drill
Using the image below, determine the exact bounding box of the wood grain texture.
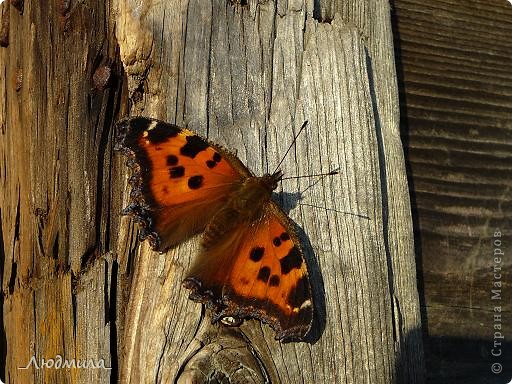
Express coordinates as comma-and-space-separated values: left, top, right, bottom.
392, 0, 512, 382
394, 0, 512, 273
314, 1, 426, 381
0, 1, 123, 383
116, 0, 422, 383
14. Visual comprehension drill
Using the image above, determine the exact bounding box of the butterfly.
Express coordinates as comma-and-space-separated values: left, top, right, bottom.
115, 116, 313, 341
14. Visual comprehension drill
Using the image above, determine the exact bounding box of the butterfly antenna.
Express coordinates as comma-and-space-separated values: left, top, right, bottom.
283, 168, 340, 195
281, 170, 339, 180
272, 120, 309, 175
297, 203, 370, 220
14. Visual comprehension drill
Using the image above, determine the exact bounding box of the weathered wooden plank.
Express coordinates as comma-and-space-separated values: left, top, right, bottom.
0, 1, 122, 382
392, 0, 512, 382
392, 0, 512, 330
314, 1, 426, 380
393, 0, 512, 276
116, 0, 422, 383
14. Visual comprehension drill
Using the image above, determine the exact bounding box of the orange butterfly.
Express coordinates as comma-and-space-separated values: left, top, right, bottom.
115, 116, 313, 341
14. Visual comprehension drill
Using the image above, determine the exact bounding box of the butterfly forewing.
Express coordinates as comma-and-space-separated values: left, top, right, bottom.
116, 117, 249, 250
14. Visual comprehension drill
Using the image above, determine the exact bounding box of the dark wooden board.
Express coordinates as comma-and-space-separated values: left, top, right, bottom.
392, 0, 512, 382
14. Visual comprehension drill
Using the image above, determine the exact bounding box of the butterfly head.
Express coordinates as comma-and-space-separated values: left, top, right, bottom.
262, 170, 284, 192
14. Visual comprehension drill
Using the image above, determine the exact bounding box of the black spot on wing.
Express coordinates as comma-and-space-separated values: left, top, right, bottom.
269, 275, 280, 287
280, 246, 302, 274
273, 237, 282, 247
180, 135, 209, 158
206, 160, 216, 168
206, 152, 222, 168
188, 175, 204, 189
147, 121, 181, 144
280, 232, 290, 241
287, 276, 310, 308
120, 117, 153, 146
169, 166, 185, 178
166, 155, 178, 166
127, 116, 151, 131
257, 266, 271, 283
249, 247, 264, 262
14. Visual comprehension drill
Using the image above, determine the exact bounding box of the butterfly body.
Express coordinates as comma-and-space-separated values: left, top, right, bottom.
229, 172, 281, 217
202, 172, 281, 248
116, 117, 313, 341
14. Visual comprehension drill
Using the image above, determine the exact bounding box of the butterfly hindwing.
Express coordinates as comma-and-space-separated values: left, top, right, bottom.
115, 116, 251, 250
184, 201, 313, 341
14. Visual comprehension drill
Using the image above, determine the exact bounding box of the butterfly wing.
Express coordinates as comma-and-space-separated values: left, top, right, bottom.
115, 116, 251, 251
184, 201, 313, 341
